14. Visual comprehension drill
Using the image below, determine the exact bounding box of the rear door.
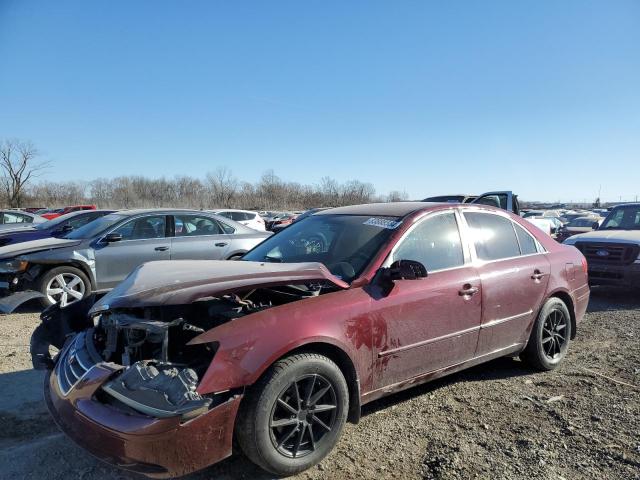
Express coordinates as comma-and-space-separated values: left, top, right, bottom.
93, 214, 170, 289
462, 211, 550, 355
170, 213, 231, 260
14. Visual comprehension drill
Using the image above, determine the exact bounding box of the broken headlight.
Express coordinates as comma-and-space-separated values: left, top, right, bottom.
102, 361, 212, 420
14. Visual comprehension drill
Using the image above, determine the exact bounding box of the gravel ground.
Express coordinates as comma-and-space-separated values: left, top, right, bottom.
0, 287, 638, 480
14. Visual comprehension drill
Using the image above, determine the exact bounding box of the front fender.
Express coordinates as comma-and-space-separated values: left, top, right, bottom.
188, 289, 373, 395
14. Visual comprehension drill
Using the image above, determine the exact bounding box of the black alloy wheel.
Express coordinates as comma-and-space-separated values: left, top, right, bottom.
269, 374, 337, 458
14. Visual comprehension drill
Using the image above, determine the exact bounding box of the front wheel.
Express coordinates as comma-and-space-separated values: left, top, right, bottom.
37, 266, 91, 307
236, 353, 349, 476
521, 297, 572, 371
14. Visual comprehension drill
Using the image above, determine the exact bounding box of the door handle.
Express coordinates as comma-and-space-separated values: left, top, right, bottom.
215, 242, 228, 247
531, 270, 546, 280
458, 284, 479, 297
155, 246, 169, 252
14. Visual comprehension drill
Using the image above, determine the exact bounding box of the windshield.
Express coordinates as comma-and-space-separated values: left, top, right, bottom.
242, 214, 401, 282
35, 212, 80, 230
600, 207, 640, 230
64, 213, 127, 239
568, 218, 597, 228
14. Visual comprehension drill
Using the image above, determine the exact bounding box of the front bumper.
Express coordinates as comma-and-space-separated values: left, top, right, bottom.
588, 262, 640, 287
45, 361, 243, 478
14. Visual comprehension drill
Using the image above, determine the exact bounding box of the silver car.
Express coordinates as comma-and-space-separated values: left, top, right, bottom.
0, 210, 47, 231
0, 209, 271, 309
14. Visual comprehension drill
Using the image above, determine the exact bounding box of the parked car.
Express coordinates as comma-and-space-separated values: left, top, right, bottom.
41, 204, 97, 220
0, 210, 47, 231
0, 210, 115, 247
0, 209, 270, 311
266, 213, 296, 231
556, 216, 602, 243
564, 203, 640, 287
210, 209, 266, 231
422, 194, 477, 203
36, 201, 589, 477
524, 217, 552, 236
424, 191, 520, 216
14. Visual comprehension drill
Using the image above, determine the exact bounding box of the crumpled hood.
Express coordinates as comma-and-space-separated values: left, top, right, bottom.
0, 237, 83, 259
90, 260, 349, 312
564, 230, 640, 245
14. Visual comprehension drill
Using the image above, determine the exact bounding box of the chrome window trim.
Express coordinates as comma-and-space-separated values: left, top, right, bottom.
382, 208, 470, 274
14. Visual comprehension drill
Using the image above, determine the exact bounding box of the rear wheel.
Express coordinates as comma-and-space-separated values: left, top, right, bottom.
236, 353, 348, 476
37, 266, 91, 307
521, 297, 572, 371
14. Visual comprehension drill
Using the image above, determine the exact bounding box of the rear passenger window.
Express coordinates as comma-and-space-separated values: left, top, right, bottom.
514, 223, 538, 255
392, 212, 464, 271
174, 215, 223, 236
464, 212, 520, 261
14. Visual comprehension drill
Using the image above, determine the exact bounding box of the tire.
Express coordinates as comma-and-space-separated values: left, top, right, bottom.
521, 297, 572, 371
36, 266, 91, 308
236, 353, 349, 476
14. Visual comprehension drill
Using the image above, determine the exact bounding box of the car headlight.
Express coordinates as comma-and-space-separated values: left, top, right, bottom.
635, 252, 640, 264
0, 259, 29, 273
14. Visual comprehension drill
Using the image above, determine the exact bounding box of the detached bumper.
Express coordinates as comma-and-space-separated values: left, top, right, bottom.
45, 363, 242, 478
588, 262, 640, 287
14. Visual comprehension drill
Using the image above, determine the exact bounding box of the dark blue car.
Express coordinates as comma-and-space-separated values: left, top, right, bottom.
0, 210, 115, 247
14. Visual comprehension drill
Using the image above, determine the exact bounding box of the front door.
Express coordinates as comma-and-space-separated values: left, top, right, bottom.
371, 211, 482, 390
94, 214, 170, 290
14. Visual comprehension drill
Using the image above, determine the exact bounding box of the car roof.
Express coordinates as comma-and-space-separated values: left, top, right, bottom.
314, 202, 445, 217
110, 208, 217, 216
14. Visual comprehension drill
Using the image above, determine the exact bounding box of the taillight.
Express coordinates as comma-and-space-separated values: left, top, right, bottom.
581, 257, 588, 275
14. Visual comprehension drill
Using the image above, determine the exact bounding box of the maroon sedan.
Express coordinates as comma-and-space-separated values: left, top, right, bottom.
38, 202, 589, 477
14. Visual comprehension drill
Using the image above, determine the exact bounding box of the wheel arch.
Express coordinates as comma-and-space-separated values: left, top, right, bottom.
283, 342, 361, 424
547, 289, 577, 340
29, 261, 96, 291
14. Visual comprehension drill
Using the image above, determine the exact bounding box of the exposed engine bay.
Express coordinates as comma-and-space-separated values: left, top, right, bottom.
34, 283, 328, 419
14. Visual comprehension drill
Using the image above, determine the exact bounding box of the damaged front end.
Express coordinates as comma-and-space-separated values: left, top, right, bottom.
37, 260, 348, 476
38, 280, 330, 420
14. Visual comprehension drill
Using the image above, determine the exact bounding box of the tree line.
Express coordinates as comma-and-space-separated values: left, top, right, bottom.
1, 139, 408, 210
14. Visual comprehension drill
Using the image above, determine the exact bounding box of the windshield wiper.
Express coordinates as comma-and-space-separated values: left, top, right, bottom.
263, 255, 283, 263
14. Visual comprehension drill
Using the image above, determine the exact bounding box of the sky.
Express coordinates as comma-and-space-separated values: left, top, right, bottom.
0, 1, 639, 203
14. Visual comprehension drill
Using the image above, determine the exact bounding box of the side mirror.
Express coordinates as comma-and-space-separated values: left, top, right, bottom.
373, 260, 428, 297
104, 232, 123, 243
388, 260, 428, 280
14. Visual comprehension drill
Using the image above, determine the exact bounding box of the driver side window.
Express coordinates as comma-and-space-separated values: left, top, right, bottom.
392, 212, 464, 271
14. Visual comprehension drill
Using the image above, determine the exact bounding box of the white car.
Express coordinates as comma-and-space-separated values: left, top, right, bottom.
210, 209, 266, 231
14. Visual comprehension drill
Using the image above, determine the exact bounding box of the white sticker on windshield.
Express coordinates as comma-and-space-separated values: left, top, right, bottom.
363, 218, 402, 229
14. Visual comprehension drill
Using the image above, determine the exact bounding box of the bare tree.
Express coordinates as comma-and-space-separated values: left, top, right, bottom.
0, 139, 49, 207
206, 166, 238, 208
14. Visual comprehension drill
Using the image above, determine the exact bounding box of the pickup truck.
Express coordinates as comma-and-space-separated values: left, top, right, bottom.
563, 203, 640, 288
